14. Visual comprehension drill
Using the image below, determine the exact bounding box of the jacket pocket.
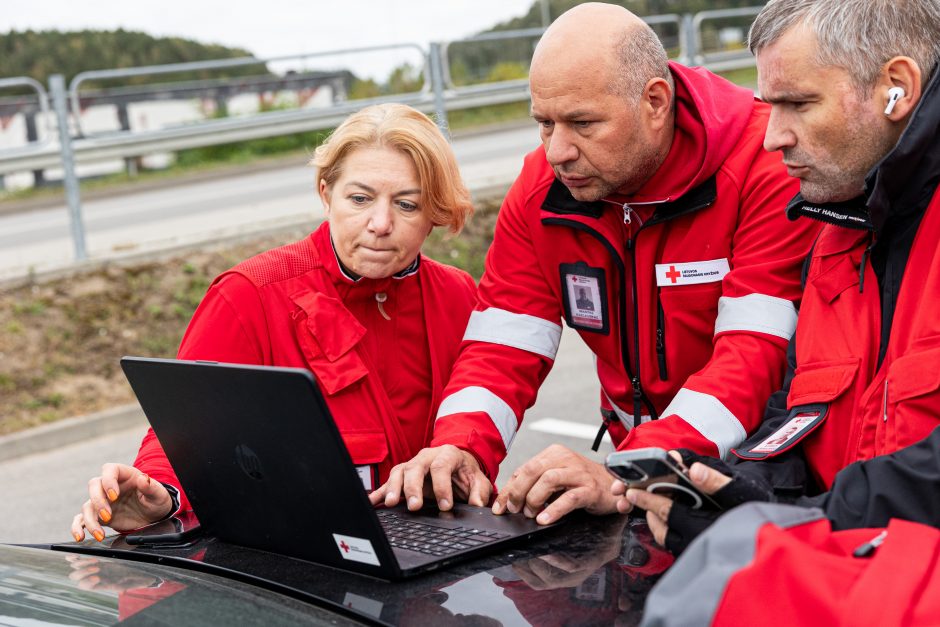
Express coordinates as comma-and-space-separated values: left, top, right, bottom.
659, 282, 722, 312
658, 283, 722, 378
290, 290, 369, 395
787, 359, 860, 407
341, 430, 390, 466
809, 254, 862, 304
886, 343, 940, 449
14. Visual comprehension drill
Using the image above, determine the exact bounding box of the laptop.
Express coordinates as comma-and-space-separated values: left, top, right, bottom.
119, 356, 563, 579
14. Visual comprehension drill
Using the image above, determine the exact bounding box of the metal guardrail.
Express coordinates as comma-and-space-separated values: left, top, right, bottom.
67, 43, 427, 138
0, 81, 538, 175
439, 14, 687, 90
0, 43, 433, 177
0, 77, 53, 155
440, 27, 546, 89
691, 6, 763, 72
0, 6, 764, 262
0, 9, 761, 178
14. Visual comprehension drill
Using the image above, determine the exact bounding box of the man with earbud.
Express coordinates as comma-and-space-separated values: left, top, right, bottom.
619, 0, 940, 557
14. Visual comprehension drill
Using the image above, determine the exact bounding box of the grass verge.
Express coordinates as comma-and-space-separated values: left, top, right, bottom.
0, 200, 498, 435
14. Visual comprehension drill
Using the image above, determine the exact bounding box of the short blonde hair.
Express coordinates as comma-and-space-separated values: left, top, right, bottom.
312, 103, 473, 234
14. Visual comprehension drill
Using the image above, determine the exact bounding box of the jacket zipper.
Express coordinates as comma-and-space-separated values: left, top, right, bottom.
656, 300, 668, 380
621, 203, 668, 381
624, 206, 644, 418
623, 204, 656, 420
542, 189, 715, 425
542, 216, 658, 422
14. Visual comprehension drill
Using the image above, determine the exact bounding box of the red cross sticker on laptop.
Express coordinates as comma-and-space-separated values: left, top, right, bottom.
655, 259, 730, 286
333, 533, 380, 565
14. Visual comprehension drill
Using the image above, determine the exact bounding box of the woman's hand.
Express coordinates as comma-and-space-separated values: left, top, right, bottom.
71, 463, 174, 542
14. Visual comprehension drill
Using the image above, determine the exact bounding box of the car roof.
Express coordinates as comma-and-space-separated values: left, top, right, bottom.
20, 513, 668, 626
0, 543, 363, 626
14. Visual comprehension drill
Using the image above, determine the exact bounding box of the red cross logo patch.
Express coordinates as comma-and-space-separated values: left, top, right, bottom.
665, 266, 681, 283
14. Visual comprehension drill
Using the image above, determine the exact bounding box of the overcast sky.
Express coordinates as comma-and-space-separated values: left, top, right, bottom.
2, 1, 538, 59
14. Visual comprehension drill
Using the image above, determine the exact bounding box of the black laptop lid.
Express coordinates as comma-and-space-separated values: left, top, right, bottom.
120, 357, 401, 577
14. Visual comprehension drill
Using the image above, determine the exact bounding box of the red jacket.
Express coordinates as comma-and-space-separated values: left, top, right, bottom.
734, 189, 940, 490
432, 63, 815, 478
730, 71, 940, 492
643, 503, 940, 627
133, 222, 477, 510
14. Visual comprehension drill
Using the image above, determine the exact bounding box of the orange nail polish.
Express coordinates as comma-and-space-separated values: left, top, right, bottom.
107, 489, 118, 502
73, 532, 83, 542
93, 530, 105, 542
145, 474, 151, 484
98, 508, 111, 524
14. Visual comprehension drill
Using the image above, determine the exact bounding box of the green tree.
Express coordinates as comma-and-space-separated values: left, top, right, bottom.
0, 29, 266, 90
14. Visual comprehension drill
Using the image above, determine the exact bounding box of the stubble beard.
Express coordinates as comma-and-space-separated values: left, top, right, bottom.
797, 110, 897, 204
796, 155, 868, 203
561, 144, 662, 203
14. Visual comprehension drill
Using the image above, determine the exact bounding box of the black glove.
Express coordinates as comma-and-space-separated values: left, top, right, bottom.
663, 449, 774, 555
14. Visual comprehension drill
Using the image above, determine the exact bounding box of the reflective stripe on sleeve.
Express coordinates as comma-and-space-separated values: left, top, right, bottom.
436, 386, 517, 451
462, 308, 562, 360
714, 294, 797, 340
661, 388, 747, 459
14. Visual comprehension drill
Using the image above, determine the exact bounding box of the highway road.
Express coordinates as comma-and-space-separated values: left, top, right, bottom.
0, 123, 538, 282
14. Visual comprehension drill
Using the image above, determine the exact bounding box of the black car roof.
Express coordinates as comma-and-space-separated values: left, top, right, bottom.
30, 513, 664, 626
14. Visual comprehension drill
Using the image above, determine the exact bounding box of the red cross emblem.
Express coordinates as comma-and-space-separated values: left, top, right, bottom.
340, 541, 350, 553
665, 265, 681, 284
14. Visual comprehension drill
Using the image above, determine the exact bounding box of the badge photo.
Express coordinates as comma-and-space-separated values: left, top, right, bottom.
560, 262, 609, 334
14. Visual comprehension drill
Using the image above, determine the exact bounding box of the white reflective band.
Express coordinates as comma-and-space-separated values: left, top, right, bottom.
463, 308, 562, 360
602, 389, 651, 430
661, 388, 747, 459
529, 418, 601, 441
714, 294, 797, 341
436, 386, 517, 450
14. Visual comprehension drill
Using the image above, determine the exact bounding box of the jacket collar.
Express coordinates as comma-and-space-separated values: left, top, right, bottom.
788, 70, 940, 233
785, 194, 874, 231
541, 175, 717, 224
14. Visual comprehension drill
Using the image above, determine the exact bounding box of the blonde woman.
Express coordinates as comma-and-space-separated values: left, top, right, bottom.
72, 104, 480, 541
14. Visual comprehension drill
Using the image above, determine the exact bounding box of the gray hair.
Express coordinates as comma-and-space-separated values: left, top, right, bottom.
614, 24, 674, 99
749, 0, 940, 92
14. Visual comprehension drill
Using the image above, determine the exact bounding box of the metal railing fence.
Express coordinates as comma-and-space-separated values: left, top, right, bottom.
0, 6, 764, 261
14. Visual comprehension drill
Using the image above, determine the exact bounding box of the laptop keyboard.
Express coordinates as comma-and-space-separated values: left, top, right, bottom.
376, 510, 511, 556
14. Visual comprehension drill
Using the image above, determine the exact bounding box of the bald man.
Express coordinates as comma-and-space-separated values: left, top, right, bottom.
370, 3, 818, 522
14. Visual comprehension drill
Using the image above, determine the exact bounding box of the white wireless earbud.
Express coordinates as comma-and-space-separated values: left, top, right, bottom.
884, 86, 905, 115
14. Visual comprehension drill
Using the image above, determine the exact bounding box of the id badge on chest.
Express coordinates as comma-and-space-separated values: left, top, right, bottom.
560, 262, 609, 334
